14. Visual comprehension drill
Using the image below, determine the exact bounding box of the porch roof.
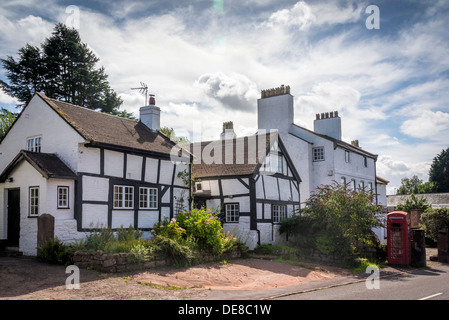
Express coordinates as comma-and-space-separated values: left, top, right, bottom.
0, 150, 77, 182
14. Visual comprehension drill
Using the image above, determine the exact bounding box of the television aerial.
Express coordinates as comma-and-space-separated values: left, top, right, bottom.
131, 82, 150, 105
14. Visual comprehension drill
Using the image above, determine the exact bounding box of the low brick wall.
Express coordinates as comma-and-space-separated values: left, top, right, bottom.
71, 250, 169, 273
71, 249, 242, 273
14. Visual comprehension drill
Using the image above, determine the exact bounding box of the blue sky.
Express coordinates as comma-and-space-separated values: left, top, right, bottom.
0, 0, 448, 194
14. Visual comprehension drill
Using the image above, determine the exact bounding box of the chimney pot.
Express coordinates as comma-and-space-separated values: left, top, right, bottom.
149, 95, 155, 105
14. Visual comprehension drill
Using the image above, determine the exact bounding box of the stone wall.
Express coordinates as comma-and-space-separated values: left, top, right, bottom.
71, 249, 242, 273
71, 250, 169, 273
387, 192, 449, 209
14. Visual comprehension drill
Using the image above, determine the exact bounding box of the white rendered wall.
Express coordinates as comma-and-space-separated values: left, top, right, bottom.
126, 154, 142, 181
77, 145, 101, 174
144, 158, 159, 183
82, 204, 108, 228
0, 95, 85, 174
104, 150, 124, 177
82, 176, 109, 202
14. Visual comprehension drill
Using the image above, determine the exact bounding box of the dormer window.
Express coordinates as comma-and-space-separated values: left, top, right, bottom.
27, 136, 42, 152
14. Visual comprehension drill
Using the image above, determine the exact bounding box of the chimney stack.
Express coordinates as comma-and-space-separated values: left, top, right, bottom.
314, 110, 341, 140
220, 121, 237, 140
139, 95, 160, 131
258, 84, 293, 134
351, 140, 360, 147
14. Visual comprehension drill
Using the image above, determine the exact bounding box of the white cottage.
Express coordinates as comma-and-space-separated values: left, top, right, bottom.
0, 92, 191, 255
191, 129, 302, 250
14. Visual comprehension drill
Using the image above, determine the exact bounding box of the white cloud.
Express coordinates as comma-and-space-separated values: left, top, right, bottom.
267, 0, 365, 30
194, 72, 259, 112
0, 14, 54, 55
400, 110, 449, 139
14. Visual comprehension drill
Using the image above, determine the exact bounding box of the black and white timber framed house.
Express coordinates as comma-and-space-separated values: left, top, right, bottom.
0, 92, 191, 255
190, 129, 301, 250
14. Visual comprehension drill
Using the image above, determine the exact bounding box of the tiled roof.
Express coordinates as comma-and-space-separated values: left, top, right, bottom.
376, 176, 390, 184
290, 123, 378, 160
190, 132, 279, 178
35, 92, 179, 158
0, 150, 76, 182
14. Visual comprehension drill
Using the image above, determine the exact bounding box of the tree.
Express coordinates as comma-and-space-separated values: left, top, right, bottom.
396, 175, 422, 195
429, 147, 449, 193
0, 23, 124, 114
160, 126, 190, 146
396, 175, 436, 195
0, 108, 17, 140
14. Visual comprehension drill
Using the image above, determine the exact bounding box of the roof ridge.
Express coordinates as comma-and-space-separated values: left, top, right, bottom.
36, 92, 138, 123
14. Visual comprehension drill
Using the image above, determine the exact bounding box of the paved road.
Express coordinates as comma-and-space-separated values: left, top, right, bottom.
273, 263, 449, 300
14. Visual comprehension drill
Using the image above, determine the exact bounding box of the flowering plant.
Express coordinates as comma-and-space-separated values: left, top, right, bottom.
151, 217, 186, 241
175, 208, 225, 254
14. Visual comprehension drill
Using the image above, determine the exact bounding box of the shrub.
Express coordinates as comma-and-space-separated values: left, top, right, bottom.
280, 182, 383, 258
116, 225, 143, 242
396, 193, 431, 212
103, 239, 142, 254
128, 242, 150, 263
84, 226, 115, 251
176, 208, 229, 255
149, 235, 197, 267
421, 208, 449, 242
37, 237, 71, 265
153, 208, 243, 255
152, 217, 186, 241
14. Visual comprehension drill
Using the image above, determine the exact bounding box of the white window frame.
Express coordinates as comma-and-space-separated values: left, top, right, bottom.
267, 152, 283, 174
273, 205, 287, 223
345, 150, 351, 163
27, 136, 42, 152
139, 187, 158, 209
225, 203, 239, 223
313, 147, 324, 161
29, 186, 39, 216
57, 186, 69, 209
113, 185, 134, 209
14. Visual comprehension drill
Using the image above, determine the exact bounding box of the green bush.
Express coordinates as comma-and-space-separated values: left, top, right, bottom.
152, 217, 186, 241
280, 182, 383, 258
84, 226, 115, 251
153, 208, 243, 255
116, 225, 143, 242
127, 242, 151, 263
37, 237, 71, 265
421, 208, 449, 242
396, 193, 431, 212
149, 235, 197, 267
176, 208, 224, 254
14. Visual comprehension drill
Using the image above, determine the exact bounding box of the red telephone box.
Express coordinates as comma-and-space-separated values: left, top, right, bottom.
387, 211, 411, 265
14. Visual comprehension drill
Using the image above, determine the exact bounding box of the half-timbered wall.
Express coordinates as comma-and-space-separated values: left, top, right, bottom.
77, 144, 190, 232
199, 156, 301, 250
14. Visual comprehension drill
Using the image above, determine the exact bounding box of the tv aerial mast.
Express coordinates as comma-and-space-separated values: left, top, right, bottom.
131, 82, 150, 105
